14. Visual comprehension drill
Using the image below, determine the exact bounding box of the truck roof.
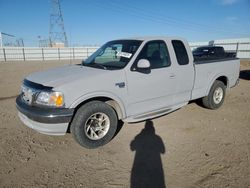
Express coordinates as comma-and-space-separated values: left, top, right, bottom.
116, 36, 186, 42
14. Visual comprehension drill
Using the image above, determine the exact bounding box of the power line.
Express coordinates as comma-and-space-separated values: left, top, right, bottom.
108, 0, 249, 36
89, 0, 249, 37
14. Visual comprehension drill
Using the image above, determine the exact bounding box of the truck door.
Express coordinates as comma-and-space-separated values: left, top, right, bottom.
126, 40, 176, 116
171, 40, 195, 104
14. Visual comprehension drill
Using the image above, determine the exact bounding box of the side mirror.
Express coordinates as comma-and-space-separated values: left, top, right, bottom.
137, 59, 150, 69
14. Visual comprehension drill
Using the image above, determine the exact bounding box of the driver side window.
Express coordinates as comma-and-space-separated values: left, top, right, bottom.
136, 40, 171, 69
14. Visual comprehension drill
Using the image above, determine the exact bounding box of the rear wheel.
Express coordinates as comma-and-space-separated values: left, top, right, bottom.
70, 101, 118, 149
202, 80, 226, 110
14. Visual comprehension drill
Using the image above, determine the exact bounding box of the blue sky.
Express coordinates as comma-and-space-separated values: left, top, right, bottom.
0, 0, 249, 46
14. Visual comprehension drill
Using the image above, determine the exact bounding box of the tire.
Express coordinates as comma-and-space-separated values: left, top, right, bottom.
70, 101, 118, 149
202, 80, 226, 110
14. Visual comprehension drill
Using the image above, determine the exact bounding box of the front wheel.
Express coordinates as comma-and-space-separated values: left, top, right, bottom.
202, 80, 226, 110
70, 101, 118, 149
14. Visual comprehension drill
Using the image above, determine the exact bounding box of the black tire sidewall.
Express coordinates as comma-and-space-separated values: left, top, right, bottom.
71, 101, 118, 149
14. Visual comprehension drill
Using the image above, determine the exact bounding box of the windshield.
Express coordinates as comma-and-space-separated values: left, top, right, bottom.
82, 40, 142, 70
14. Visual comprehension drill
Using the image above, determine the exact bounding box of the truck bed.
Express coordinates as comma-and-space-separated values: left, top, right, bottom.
191, 58, 240, 100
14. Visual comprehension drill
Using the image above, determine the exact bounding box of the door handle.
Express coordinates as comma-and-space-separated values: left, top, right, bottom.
115, 82, 125, 88
169, 74, 176, 78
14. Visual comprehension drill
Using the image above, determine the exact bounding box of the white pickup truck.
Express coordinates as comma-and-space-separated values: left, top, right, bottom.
16, 37, 240, 148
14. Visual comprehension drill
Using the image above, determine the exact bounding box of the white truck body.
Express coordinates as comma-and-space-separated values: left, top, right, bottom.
16, 37, 240, 147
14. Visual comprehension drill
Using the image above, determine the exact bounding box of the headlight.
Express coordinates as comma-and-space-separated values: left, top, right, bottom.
35, 91, 64, 107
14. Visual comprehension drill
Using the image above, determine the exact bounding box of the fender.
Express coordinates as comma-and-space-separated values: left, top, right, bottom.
206, 72, 229, 96
69, 91, 127, 119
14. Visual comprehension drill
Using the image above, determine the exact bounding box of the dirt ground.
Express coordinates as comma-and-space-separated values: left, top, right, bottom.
0, 60, 249, 188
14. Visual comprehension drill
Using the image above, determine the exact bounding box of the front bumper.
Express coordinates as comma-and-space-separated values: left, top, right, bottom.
16, 96, 74, 135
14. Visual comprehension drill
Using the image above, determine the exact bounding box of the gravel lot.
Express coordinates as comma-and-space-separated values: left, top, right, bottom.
0, 60, 249, 188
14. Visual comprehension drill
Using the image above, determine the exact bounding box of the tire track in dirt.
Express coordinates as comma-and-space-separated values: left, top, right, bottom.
0, 95, 18, 101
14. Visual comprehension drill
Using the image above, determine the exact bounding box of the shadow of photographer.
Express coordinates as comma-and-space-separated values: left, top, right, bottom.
130, 120, 166, 188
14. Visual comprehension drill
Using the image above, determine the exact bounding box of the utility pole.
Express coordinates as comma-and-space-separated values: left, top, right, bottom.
0, 32, 2, 47
49, 0, 68, 47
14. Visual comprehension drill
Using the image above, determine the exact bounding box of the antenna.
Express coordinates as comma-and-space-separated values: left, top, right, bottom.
49, 0, 68, 47
69, 29, 72, 65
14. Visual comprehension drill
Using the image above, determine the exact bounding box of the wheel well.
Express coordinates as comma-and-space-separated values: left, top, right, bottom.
73, 97, 123, 120
216, 76, 228, 87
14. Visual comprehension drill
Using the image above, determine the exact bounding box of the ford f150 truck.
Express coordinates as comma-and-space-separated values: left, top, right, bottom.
16, 37, 240, 148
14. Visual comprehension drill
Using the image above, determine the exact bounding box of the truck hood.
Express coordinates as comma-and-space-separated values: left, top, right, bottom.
26, 65, 108, 87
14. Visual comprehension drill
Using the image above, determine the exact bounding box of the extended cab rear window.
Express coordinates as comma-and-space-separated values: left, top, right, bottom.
172, 40, 189, 65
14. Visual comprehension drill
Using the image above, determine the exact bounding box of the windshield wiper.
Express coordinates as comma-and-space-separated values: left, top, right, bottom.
82, 62, 107, 70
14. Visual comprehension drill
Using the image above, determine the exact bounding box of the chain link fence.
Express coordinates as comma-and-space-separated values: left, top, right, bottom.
0, 47, 99, 62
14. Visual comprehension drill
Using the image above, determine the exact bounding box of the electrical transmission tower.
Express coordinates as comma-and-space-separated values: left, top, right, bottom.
49, 0, 68, 47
